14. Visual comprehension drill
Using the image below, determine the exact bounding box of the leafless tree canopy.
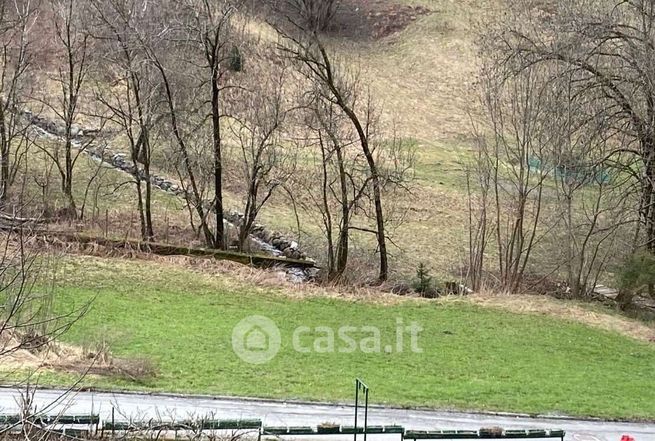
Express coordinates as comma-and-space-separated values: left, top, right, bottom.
0, 0, 412, 286
467, 0, 655, 298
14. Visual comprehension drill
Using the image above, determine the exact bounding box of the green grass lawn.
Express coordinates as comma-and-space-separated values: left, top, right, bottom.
27, 256, 655, 420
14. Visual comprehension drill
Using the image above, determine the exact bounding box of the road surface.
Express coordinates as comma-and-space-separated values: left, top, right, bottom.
0, 388, 651, 440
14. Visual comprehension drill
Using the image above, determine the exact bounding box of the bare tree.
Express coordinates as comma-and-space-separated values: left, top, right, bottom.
472, 66, 556, 293
471, 21, 638, 296
546, 73, 634, 297
280, 0, 339, 32
229, 67, 293, 251
0, 0, 36, 206
37, 0, 92, 219
294, 93, 364, 279
485, 0, 655, 264
143, 36, 218, 245
89, 0, 158, 240
275, 1, 390, 281
0, 213, 95, 439
291, 85, 414, 280
130, 0, 244, 248
0, 224, 89, 379
307, 95, 354, 278
185, 0, 237, 250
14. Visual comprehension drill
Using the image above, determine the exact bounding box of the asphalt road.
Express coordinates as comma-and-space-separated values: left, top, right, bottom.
0, 388, 651, 441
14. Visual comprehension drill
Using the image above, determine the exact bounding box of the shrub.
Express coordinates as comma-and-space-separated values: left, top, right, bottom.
616, 251, 655, 307
618, 251, 655, 293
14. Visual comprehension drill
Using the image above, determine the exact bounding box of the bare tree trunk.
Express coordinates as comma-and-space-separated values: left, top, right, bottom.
56, 0, 89, 219
134, 123, 153, 241
0, 1, 33, 207
62, 135, 76, 216
349, 116, 387, 281
237, 177, 258, 251
211, 74, 225, 249
320, 146, 335, 275
156, 59, 215, 245
143, 143, 154, 240
642, 139, 655, 253
0, 108, 8, 205
317, 46, 388, 281
334, 141, 349, 277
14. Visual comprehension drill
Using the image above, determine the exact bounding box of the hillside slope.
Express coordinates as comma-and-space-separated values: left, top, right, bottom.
10, 254, 654, 420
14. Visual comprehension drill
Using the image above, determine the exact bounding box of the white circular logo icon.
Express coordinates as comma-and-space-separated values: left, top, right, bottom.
232, 315, 281, 364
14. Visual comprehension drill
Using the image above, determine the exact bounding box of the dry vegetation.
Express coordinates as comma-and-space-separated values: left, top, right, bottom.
3, 0, 655, 424
191, 0, 492, 280
1, 0, 497, 283
471, 292, 655, 343
4, 0, 651, 295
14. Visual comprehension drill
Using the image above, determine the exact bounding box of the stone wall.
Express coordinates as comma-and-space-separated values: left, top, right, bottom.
20, 109, 309, 262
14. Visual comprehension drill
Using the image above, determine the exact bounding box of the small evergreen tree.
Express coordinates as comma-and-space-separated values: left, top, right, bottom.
228, 46, 243, 72
617, 251, 655, 307
412, 262, 436, 297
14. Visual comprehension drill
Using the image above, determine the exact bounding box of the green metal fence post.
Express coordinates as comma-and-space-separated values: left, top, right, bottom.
355, 379, 369, 441
354, 382, 359, 441
363, 385, 368, 441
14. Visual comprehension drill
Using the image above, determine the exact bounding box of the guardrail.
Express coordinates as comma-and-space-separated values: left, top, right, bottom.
0, 415, 566, 440
403, 429, 565, 440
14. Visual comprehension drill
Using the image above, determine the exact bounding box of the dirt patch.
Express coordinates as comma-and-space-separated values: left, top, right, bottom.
1, 332, 156, 381
327, 0, 431, 40
0, 334, 79, 371
264, 0, 430, 41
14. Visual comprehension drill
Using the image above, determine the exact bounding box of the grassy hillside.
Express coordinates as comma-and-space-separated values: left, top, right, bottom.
8, 0, 493, 281
19, 255, 654, 420
5, 0, 655, 424
218, 0, 489, 278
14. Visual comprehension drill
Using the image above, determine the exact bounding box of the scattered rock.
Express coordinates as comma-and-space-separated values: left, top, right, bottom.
70, 124, 82, 137
442, 281, 472, 295
21, 106, 312, 267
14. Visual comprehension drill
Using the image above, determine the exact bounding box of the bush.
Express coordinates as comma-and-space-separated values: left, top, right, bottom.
618, 251, 655, 293
616, 251, 655, 307
113, 357, 158, 382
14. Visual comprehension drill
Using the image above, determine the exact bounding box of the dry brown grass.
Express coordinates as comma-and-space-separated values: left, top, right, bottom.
50, 245, 410, 306
242, 0, 491, 142
171, 251, 655, 342
220, 1, 491, 279
348, 0, 500, 142
1, 331, 157, 381
470, 291, 655, 343
0, 334, 82, 371
121, 252, 411, 305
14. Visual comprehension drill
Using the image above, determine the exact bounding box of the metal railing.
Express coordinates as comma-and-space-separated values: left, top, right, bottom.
354, 378, 370, 441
